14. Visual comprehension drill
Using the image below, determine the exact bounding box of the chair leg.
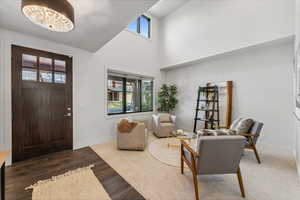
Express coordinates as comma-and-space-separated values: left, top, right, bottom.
180, 144, 184, 174
248, 137, 261, 164
237, 167, 245, 198
192, 167, 200, 200
252, 145, 261, 164
191, 157, 200, 200
181, 156, 184, 174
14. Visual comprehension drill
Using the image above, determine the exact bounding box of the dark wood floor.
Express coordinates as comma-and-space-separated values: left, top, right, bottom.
5, 147, 145, 200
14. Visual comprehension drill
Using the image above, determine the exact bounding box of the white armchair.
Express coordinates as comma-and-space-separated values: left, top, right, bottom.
117, 121, 148, 151
152, 113, 176, 138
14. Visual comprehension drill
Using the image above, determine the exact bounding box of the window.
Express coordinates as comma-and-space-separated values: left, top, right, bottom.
127, 15, 150, 38
107, 71, 153, 115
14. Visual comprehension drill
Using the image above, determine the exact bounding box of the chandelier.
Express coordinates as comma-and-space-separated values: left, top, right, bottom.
21, 0, 75, 32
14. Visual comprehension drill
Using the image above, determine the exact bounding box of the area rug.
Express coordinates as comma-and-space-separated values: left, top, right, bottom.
25, 165, 111, 200
148, 137, 196, 167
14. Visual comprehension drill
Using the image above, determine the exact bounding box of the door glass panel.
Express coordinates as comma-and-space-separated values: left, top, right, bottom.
22, 54, 37, 68
39, 57, 52, 70
22, 68, 37, 81
54, 60, 66, 72
39, 70, 53, 83
54, 72, 66, 84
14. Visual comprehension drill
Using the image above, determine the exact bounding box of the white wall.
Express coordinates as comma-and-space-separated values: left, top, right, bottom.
160, 0, 295, 68
294, 0, 300, 178
0, 13, 162, 164
164, 40, 294, 149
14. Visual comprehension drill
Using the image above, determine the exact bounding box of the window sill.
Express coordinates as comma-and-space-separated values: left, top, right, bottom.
105, 111, 154, 119
124, 29, 152, 41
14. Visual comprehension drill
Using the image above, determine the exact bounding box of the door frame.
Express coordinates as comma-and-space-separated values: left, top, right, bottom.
11, 45, 73, 162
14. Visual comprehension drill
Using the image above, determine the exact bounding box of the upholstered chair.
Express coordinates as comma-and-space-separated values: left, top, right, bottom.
239, 121, 264, 164
152, 113, 176, 138
117, 122, 148, 151
181, 136, 246, 200
221, 118, 264, 164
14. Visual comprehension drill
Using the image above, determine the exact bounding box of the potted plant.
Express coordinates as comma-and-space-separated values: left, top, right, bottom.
157, 84, 178, 113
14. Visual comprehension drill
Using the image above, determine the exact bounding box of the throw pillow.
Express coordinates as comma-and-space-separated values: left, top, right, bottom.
235, 118, 254, 134
118, 119, 138, 133
230, 118, 242, 130
159, 113, 171, 122
197, 129, 237, 136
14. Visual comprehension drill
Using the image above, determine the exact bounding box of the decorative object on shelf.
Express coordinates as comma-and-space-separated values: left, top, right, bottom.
158, 84, 178, 113
21, 0, 75, 32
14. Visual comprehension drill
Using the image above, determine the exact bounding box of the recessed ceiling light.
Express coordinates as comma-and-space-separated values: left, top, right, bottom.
21, 0, 75, 32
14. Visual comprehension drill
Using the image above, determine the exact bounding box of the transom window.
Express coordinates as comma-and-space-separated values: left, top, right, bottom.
21, 53, 66, 84
107, 70, 153, 115
127, 15, 151, 38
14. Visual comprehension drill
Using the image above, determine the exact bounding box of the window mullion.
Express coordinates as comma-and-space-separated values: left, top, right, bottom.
139, 80, 142, 112
137, 17, 141, 34
151, 81, 154, 111
123, 78, 127, 114
148, 17, 151, 38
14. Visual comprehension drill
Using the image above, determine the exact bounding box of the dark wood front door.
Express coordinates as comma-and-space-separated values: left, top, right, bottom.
11, 45, 73, 163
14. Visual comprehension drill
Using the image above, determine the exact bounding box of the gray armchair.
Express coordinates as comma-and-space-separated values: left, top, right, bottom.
239, 121, 264, 164
181, 136, 246, 200
152, 113, 176, 138
219, 118, 264, 164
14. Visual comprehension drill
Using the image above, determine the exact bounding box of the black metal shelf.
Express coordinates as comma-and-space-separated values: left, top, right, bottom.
198, 99, 219, 102
193, 85, 220, 132
196, 109, 219, 112
195, 118, 219, 122
200, 86, 218, 90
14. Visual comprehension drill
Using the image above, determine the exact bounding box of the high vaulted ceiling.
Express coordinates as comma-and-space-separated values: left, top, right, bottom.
0, 0, 158, 52
148, 0, 189, 18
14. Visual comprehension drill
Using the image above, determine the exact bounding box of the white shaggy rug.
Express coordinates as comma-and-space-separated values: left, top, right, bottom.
92, 133, 300, 200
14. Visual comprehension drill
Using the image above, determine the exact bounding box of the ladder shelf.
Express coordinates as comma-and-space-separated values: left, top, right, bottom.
193, 85, 220, 132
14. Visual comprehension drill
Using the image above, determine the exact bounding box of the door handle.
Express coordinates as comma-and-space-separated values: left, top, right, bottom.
64, 113, 72, 117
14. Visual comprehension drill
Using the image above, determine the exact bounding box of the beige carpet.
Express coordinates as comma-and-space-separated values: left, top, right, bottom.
148, 137, 196, 167
92, 133, 300, 200
26, 165, 111, 200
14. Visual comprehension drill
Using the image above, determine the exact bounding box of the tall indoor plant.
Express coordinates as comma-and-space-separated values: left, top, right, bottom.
158, 84, 178, 113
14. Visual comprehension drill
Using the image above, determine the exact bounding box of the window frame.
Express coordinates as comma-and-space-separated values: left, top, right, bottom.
107, 72, 154, 116
127, 15, 151, 39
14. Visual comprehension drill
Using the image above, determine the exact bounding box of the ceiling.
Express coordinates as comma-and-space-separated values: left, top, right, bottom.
148, 0, 189, 18
0, 0, 158, 52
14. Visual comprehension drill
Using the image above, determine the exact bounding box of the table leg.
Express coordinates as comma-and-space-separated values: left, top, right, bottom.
1, 162, 5, 200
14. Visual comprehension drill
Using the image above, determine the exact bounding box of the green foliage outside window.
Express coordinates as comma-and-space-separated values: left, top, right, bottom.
142, 80, 153, 111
